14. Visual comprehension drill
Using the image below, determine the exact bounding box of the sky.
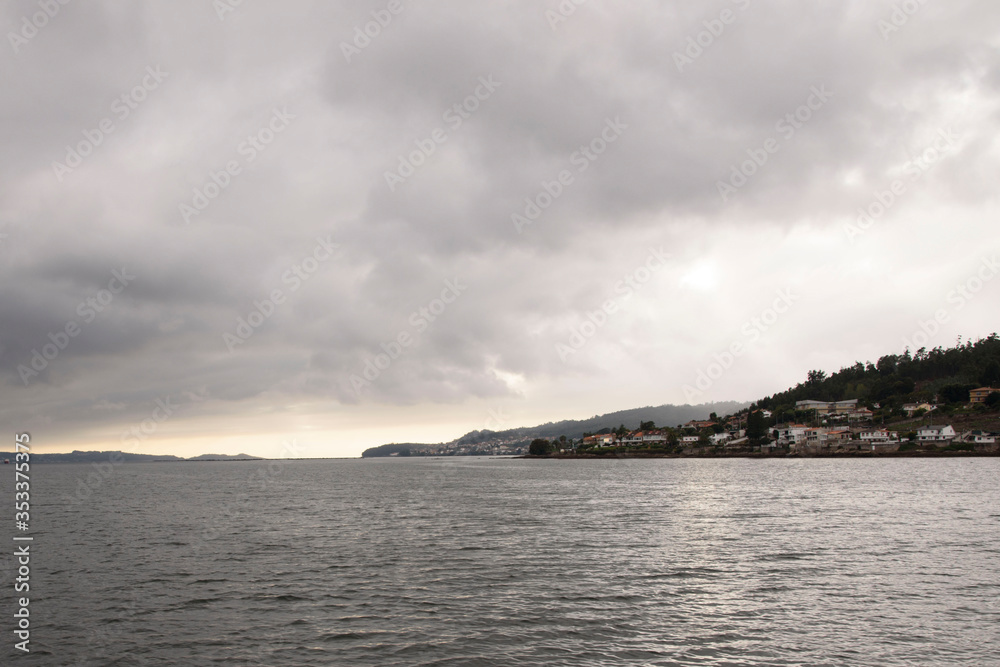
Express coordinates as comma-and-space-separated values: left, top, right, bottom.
1, 0, 998, 458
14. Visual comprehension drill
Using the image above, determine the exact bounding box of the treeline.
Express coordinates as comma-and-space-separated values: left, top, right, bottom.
361, 443, 425, 458
757, 334, 1000, 416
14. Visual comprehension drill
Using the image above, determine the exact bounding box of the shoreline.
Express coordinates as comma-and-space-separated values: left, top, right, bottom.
520, 450, 1000, 459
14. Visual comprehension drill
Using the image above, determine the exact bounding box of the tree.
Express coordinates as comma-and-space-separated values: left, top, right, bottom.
940, 383, 974, 404
981, 360, 1000, 388
528, 439, 551, 456
807, 369, 827, 385
747, 410, 767, 443
986, 391, 1000, 408
640, 420, 656, 431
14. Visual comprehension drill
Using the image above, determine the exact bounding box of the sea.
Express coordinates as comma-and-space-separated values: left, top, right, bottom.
3, 457, 999, 666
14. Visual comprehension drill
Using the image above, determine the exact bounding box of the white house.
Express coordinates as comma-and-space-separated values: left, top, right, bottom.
917, 425, 956, 442
805, 428, 828, 444
776, 424, 808, 444
680, 435, 700, 444
710, 432, 730, 445
860, 430, 899, 443
969, 431, 996, 445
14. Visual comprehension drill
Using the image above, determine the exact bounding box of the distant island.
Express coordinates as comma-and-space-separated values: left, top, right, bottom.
0, 450, 263, 464
365, 335, 1000, 459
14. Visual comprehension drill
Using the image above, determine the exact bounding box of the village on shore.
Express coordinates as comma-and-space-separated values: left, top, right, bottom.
542, 388, 1000, 457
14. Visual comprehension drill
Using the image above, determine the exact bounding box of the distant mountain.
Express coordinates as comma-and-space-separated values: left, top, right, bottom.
455, 401, 749, 444
362, 400, 748, 457
0, 450, 183, 464
0, 450, 263, 463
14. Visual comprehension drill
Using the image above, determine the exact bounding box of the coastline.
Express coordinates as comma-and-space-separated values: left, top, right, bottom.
521, 450, 1000, 459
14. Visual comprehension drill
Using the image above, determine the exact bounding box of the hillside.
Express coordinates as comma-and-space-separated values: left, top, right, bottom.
362, 400, 748, 457
756, 334, 1000, 419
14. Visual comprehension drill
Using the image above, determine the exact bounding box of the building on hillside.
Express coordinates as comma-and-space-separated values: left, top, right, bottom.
963, 430, 996, 445
710, 432, 730, 445
684, 420, 715, 430
859, 430, 899, 443
969, 387, 1000, 404
848, 408, 874, 421
903, 402, 937, 417
583, 434, 618, 447
805, 428, 828, 444
917, 425, 956, 442
726, 415, 746, 428
680, 435, 700, 444
776, 424, 808, 445
618, 433, 642, 447
795, 399, 859, 415
826, 430, 852, 445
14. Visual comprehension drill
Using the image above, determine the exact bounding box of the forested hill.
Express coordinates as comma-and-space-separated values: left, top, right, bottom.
757, 334, 1000, 413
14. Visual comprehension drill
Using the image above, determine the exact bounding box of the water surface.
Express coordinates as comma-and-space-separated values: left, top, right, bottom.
4, 457, 999, 665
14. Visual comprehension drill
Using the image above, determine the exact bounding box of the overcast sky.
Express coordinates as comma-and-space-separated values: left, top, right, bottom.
2, 0, 998, 458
